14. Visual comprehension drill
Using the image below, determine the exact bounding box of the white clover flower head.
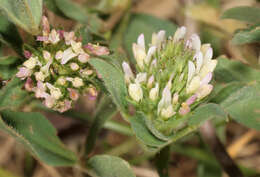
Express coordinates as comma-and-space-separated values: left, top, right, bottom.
122, 26, 218, 135
16, 17, 105, 112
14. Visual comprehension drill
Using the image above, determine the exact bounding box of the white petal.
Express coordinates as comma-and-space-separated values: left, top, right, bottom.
128, 83, 143, 102
188, 61, 196, 83
187, 76, 201, 94
144, 46, 156, 64
173, 26, 186, 42
161, 105, 176, 118
200, 72, 212, 86
147, 75, 154, 88
122, 62, 134, 81
135, 72, 147, 84
61, 48, 77, 65
194, 51, 203, 73
199, 60, 218, 78
162, 86, 172, 105
197, 84, 213, 99
149, 83, 159, 101
152, 30, 166, 47
132, 43, 146, 69
137, 34, 145, 51
190, 34, 201, 51
172, 93, 179, 104
203, 47, 213, 64
201, 44, 211, 56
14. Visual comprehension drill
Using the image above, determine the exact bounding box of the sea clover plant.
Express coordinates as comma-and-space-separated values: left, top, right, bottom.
122, 27, 218, 135
16, 16, 109, 112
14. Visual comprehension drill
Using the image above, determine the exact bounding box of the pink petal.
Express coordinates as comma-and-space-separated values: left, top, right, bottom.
186, 94, 197, 106
179, 106, 190, 116
25, 77, 34, 91
24, 50, 32, 59
67, 88, 79, 101
16, 67, 31, 79
37, 36, 48, 42
57, 30, 64, 39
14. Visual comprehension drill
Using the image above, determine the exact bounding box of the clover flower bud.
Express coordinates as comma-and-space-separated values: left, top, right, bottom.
133, 34, 146, 70
152, 30, 166, 48
147, 75, 154, 88
161, 105, 176, 119
42, 16, 50, 36
49, 29, 60, 44
57, 77, 66, 85
70, 63, 79, 71
25, 77, 34, 91
61, 47, 77, 65
43, 50, 51, 61
35, 71, 46, 81
68, 88, 79, 101
173, 26, 186, 42
72, 77, 84, 88
179, 103, 190, 115
123, 26, 218, 135
64, 31, 76, 45
55, 51, 63, 60
78, 53, 90, 63
129, 83, 143, 102
16, 17, 104, 112
172, 93, 179, 104
23, 56, 38, 69
149, 83, 159, 101
135, 73, 147, 84
71, 41, 83, 54
24, 50, 32, 59
190, 34, 201, 51
122, 62, 134, 84
84, 43, 110, 56
46, 83, 62, 99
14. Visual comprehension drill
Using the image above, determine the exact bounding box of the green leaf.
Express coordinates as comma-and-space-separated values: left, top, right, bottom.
210, 82, 245, 104
0, 77, 29, 110
0, 110, 78, 166
214, 57, 260, 83
129, 113, 165, 147
232, 27, 260, 45
85, 96, 117, 156
87, 155, 136, 177
188, 104, 227, 126
220, 82, 260, 130
221, 6, 260, 24
0, 56, 20, 65
124, 13, 177, 63
89, 57, 128, 113
0, 15, 23, 55
44, 0, 66, 18
0, 0, 42, 35
54, 0, 88, 23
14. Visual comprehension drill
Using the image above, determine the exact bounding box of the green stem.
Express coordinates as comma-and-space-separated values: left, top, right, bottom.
103, 120, 133, 136
106, 138, 136, 156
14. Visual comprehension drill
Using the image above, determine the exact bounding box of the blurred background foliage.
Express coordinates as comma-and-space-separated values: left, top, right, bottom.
0, 0, 260, 177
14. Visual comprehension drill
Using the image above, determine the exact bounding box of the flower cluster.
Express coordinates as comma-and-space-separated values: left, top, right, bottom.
16, 16, 109, 112
122, 27, 217, 134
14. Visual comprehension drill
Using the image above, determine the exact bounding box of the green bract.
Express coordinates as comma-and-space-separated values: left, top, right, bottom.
16, 16, 109, 112
122, 27, 218, 135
